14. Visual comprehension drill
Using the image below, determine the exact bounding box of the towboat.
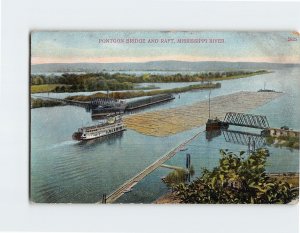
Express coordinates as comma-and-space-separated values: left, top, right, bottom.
206, 118, 229, 131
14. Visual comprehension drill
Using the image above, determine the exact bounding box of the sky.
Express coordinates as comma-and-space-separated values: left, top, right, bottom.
31, 31, 300, 64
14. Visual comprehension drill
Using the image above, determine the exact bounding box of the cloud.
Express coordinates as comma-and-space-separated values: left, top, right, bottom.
31, 31, 300, 64
31, 55, 300, 64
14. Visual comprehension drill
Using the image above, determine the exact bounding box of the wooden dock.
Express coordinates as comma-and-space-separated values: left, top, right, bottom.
101, 130, 202, 204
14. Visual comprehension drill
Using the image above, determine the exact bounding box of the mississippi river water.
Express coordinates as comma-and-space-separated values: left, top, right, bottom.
31, 68, 300, 203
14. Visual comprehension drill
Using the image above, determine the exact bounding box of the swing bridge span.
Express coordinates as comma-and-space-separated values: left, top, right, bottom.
222, 112, 270, 130
221, 112, 270, 150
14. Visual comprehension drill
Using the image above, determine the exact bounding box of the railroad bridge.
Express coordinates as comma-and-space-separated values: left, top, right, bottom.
219, 112, 270, 151
223, 112, 270, 129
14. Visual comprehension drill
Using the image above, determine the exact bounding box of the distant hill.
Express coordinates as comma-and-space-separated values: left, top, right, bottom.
31, 61, 300, 73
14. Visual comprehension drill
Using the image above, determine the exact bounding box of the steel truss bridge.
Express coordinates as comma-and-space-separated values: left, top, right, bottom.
223, 112, 270, 129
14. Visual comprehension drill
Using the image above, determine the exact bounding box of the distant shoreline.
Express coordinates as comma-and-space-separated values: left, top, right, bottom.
31, 70, 268, 95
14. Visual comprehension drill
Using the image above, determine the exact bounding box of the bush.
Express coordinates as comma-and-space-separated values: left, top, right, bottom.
174, 149, 298, 204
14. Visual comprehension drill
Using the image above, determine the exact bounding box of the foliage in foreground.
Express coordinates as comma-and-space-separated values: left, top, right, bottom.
164, 166, 195, 188
174, 149, 298, 204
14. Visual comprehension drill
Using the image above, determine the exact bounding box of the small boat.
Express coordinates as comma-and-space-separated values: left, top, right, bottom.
258, 82, 276, 92
180, 147, 188, 151
123, 188, 132, 193
123, 181, 138, 194
258, 89, 276, 92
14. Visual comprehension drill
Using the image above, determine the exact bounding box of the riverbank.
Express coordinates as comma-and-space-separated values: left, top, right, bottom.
266, 135, 299, 150
154, 173, 299, 204
31, 83, 160, 94
30, 70, 268, 94
65, 82, 221, 101
31, 98, 65, 108
31, 84, 70, 93
209, 70, 271, 81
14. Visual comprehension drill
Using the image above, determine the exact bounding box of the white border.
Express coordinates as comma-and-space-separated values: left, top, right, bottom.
1, 0, 299, 232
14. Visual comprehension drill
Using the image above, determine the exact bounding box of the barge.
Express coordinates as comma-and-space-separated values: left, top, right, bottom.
72, 115, 126, 141
125, 94, 175, 111
91, 97, 127, 118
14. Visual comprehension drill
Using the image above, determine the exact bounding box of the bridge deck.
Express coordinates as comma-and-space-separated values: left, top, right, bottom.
223, 112, 269, 129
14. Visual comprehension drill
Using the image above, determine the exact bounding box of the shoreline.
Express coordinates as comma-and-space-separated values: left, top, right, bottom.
30, 82, 221, 108
66, 82, 221, 101
30, 70, 269, 94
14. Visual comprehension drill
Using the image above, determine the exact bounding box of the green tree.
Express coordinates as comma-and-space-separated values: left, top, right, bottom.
174, 148, 298, 204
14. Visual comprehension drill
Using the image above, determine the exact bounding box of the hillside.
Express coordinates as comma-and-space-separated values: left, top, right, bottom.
31, 61, 300, 73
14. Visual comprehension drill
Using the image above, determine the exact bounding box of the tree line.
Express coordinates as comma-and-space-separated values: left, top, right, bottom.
31, 70, 267, 93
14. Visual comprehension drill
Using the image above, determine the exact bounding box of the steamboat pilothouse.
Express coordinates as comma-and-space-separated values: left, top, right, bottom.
72, 114, 126, 141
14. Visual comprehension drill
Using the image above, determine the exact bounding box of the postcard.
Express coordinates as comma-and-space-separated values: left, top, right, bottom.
30, 31, 299, 204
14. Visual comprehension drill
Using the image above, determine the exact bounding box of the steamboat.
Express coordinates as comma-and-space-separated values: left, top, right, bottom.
72, 115, 126, 141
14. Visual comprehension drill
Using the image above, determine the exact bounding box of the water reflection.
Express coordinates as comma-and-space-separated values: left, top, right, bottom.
206, 128, 266, 149
205, 130, 222, 141
222, 129, 266, 148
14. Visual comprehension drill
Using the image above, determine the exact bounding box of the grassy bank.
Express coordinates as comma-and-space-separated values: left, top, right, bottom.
31, 98, 65, 109
31, 83, 159, 94
209, 70, 271, 81
31, 84, 70, 93
266, 135, 299, 149
66, 82, 221, 101
269, 173, 299, 187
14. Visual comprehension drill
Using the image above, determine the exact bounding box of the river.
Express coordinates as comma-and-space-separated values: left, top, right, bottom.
30, 68, 300, 203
